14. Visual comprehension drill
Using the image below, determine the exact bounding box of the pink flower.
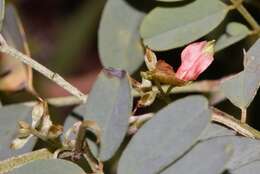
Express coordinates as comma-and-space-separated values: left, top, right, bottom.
176, 41, 215, 81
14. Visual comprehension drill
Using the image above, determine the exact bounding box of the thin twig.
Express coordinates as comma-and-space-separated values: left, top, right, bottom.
18, 80, 222, 107
0, 36, 87, 103
132, 79, 221, 97
230, 0, 260, 34
23, 95, 85, 107
212, 107, 260, 139
128, 109, 260, 139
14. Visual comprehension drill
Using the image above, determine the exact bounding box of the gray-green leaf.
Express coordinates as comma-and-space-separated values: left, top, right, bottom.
140, 0, 229, 51
225, 137, 260, 170
73, 69, 132, 161
98, 0, 144, 74
118, 95, 211, 174
199, 123, 235, 140
231, 161, 260, 174
9, 159, 85, 174
161, 137, 233, 174
221, 39, 260, 108
0, 104, 36, 160
215, 22, 250, 52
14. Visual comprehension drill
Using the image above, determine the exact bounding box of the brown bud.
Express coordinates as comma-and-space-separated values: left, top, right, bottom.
151, 60, 186, 86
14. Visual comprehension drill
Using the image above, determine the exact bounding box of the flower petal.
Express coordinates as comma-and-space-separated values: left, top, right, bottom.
176, 41, 214, 81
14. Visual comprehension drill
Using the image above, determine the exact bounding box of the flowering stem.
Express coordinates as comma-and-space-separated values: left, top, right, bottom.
230, 0, 260, 35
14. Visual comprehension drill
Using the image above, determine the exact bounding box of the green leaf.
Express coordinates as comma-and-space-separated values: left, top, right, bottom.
140, 0, 229, 51
198, 136, 260, 171
160, 137, 233, 174
220, 71, 258, 108
9, 159, 85, 174
73, 68, 132, 161
0, 0, 4, 30
199, 123, 235, 140
98, 0, 145, 74
220, 39, 260, 108
247, 39, 260, 65
231, 161, 260, 174
117, 95, 211, 174
224, 137, 260, 170
215, 22, 250, 52
0, 104, 36, 160
0, 149, 52, 174
3, 4, 29, 53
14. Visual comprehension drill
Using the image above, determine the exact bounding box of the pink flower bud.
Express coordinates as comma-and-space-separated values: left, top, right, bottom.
176, 41, 215, 81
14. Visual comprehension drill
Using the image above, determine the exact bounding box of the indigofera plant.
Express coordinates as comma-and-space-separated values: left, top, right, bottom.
0, 0, 259, 174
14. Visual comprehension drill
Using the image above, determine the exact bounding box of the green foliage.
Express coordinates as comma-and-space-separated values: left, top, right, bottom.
0, 104, 36, 161
232, 161, 260, 174
221, 39, 260, 109
73, 69, 132, 161
118, 96, 211, 174
98, 0, 145, 74
160, 137, 233, 174
214, 22, 251, 51
140, 0, 229, 50
199, 123, 235, 140
9, 159, 85, 174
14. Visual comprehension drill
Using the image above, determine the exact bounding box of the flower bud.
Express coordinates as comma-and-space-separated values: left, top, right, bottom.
144, 48, 157, 71
10, 136, 32, 150
176, 41, 215, 81
138, 90, 158, 108
18, 128, 31, 138
18, 121, 30, 129
151, 60, 186, 86
48, 125, 63, 139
